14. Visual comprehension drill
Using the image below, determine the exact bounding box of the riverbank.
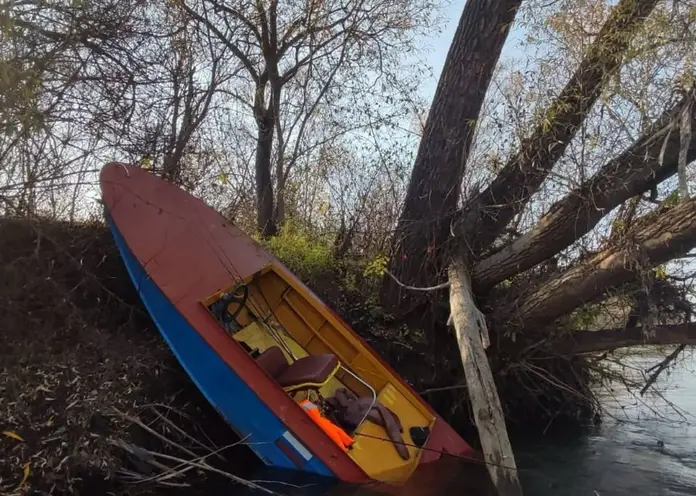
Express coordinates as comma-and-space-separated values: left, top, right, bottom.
0, 218, 265, 494
4, 216, 692, 495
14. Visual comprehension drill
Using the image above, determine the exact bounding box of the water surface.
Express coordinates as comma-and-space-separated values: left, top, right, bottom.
517, 350, 696, 496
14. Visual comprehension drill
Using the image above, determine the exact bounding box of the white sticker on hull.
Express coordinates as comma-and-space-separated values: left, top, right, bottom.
282, 431, 313, 461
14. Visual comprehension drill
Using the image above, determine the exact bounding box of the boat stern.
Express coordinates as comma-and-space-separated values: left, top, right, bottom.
419, 415, 480, 464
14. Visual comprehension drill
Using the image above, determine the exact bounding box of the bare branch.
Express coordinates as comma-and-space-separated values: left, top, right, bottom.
640, 344, 686, 395
384, 268, 451, 292
551, 325, 696, 354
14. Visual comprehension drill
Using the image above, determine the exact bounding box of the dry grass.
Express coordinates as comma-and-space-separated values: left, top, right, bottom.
0, 218, 258, 494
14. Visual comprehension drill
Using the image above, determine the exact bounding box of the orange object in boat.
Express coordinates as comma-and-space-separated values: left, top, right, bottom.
300, 400, 354, 451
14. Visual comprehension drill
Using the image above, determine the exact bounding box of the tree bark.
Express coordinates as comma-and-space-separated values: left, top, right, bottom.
254, 68, 281, 238
509, 197, 696, 331
551, 324, 696, 354
679, 98, 693, 200
474, 92, 696, 290
448, 254, 522, 496
255, 113, 277, 237
382, 0, 521, 312
457, 0, 660, 254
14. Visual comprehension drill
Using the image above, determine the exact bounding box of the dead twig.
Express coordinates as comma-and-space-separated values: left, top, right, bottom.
111, 438, 181, 475
111, 407, 259, 491
149, 406, 226, 462
144, 447, 279, 494
640, 344, 686, 396
117, 468, 191, 488
418, 382, 468, 394
110, 408, 199, 459
129, 439, 248, 486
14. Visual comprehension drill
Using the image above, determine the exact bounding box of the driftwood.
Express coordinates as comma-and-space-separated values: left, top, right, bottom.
448, 254, 522, 496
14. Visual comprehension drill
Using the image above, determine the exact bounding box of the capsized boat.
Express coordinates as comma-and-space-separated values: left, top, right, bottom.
100, 162, 475, 484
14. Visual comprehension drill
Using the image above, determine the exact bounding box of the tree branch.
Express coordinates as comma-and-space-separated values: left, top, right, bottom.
182, 2, 260, 81
640, 344, 686, 395
458, 0, 661, 253
207, 0, 262, 44
551, 324, 696, 354
474, 90, 696, 291
448, 254, 521, 495
509, 198, 696, 331
384, 269, 451, 292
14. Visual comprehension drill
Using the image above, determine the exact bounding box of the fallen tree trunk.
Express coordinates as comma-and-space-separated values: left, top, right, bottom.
509, 198, 696, 331
550, 324, 696, 354
474, 92, 696, 290
456, 0, 661, 253
448, 254, 522, 496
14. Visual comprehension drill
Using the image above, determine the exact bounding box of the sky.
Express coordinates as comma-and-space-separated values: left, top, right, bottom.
417, 1, 528, 103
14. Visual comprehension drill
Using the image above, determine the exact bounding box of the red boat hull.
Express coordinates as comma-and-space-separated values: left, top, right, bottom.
100, 162, 475, 483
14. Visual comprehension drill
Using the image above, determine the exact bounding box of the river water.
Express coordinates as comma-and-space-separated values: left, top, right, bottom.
239, 349, 696, 496
517, 350, 696, 496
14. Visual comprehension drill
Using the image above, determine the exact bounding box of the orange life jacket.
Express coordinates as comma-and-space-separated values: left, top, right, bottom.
299, 399, 354, 451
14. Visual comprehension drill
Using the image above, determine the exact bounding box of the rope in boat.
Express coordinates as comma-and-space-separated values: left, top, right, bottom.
352, 432, 519, 472
187, 208, 302, 359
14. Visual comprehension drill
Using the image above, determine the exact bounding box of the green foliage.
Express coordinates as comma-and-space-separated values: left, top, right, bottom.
256, 221, 333, 281
363, 254, 388, 280
655, 264, 667, 280
611, 218, 627, 236
572, 305, 602, 329
342, 271, 357, 292
254, 221, 389, 322
663, 190, 681, 207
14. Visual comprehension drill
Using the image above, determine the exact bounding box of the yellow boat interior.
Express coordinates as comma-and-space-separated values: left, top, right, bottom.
202, 263, 436, 482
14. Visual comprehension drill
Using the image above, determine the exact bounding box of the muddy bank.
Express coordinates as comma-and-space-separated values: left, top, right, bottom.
0, 218, 263, 494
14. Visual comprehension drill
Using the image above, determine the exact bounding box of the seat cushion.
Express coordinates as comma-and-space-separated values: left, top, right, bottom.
255, 346, 289, 379
277, 354, 339, 390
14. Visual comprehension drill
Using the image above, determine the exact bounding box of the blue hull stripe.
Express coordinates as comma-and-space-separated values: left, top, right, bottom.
107, 217, 334, 477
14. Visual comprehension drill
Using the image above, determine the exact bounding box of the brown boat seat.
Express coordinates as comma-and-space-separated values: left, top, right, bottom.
256, 346, 340, 393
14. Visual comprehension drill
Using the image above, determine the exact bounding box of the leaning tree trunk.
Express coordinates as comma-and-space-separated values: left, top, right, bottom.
455, 0, 661, 252
448, 254, 522, 496
474, 91, 696, 291
551, 324, 696, 355
505, 197, 696, 332
455, 0, 658, 253
255, 113, 277, 238
381, 0, 522, 313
